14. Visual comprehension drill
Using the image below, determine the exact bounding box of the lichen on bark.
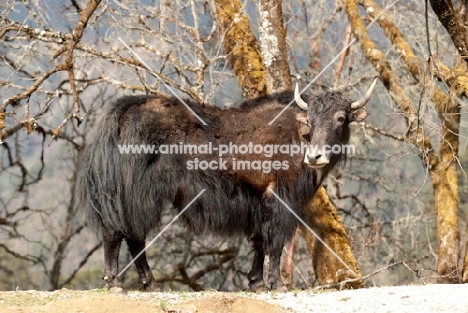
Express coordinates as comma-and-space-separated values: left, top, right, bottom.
257, 0, 291, 93
214, 0, 266, 99
301, 186, 363, 289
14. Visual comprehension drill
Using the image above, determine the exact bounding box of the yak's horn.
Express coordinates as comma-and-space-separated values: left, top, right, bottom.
350, 78, 378, 109
295, 84, 308, 111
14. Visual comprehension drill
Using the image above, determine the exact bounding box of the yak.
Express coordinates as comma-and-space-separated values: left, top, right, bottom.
75, 80, 376, 293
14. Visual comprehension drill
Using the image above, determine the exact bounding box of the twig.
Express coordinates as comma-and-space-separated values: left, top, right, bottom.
58, 242, 102, 288
352, 122, 405, 141
334, 26, 352, 89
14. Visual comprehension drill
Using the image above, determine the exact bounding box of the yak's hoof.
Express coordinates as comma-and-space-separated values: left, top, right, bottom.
109, 286, 126, 295
276, 285, 289, 292
249, 281, 266, 293
267, 281, 288, 292
141, 283, 160, 292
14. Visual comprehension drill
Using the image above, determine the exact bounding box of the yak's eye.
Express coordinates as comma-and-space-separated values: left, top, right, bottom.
334, 111, 347, 124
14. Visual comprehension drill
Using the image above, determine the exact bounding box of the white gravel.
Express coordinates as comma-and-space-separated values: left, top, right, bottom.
252, 284, 468, 312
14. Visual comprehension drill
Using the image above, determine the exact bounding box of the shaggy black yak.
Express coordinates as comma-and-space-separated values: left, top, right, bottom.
75, 80, 376, 292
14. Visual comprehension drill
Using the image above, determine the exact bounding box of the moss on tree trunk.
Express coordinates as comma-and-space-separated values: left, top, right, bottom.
214, 0, 266, 99
301, 186, 363, 288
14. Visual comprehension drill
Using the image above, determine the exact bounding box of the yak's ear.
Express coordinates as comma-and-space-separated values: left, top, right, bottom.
352, 108, 368, 122
296, 113, 308, 125
296, 113, 310, 138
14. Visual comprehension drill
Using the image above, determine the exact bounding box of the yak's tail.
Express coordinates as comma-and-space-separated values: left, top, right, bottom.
74, 95, 162, 239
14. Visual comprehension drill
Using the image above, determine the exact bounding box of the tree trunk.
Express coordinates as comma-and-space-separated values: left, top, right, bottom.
430, 104, 461, 283
431, 162, 461, 283
301, 186, 363, 288
281, 228, 299, 288
429, 0, 468, 282
430, 0, 468, 66
257, 0, 291, 93
49, 187, 77, 290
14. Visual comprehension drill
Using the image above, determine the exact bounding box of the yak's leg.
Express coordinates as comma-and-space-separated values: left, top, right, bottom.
267, 246, 287, 291
248, 234, 265, 291
102, 227, 125, 293
126, 238, 160, 292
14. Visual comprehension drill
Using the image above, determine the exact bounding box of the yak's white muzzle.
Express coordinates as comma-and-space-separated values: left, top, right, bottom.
304, 148, 330, 168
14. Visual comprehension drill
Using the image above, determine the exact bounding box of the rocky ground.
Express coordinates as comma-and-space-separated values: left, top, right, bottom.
1, 284, 467, 312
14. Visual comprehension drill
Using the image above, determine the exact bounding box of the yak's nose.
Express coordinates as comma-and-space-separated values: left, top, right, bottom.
304, 150, 330, 168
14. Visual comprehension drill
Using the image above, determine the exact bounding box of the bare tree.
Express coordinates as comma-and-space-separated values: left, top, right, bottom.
344, 0, 468, 283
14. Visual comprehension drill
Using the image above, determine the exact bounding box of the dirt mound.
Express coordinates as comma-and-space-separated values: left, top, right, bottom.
166, 294, 286, 313
0, 290, 285, 313
1, 294, 163, 313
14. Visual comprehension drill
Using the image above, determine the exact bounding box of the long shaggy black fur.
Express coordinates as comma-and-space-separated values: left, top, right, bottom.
75, 89, 364, 292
